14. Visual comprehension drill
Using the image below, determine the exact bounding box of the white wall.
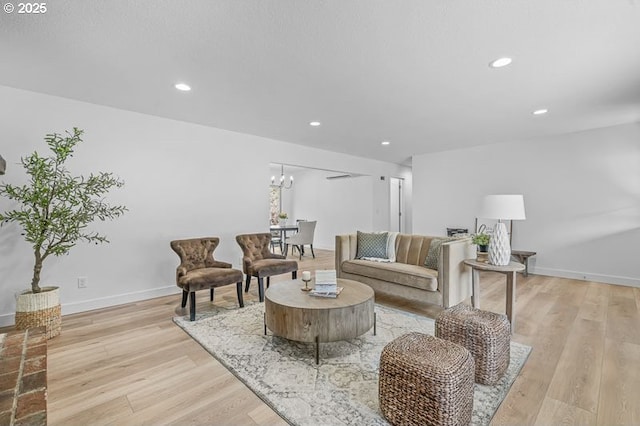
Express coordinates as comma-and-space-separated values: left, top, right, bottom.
372, 175, 391, 231
413, 122, 640, 287
290, 170, 374, 249
0, 86, 410, 325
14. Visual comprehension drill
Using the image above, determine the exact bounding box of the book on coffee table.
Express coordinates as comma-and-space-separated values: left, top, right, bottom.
309, 287, 344, 298
314, 269, 338, 294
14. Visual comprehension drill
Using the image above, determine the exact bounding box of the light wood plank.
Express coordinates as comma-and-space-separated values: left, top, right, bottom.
534, 397, 597, 426
51, 396, 134, 426
49, 357, 195, 424
606, 285, 640, 344
546, 318, 605, 413
120, 371, 248, 425
597, 339, 640, 425
578, 282, 610, 322
50, 339, 194, 397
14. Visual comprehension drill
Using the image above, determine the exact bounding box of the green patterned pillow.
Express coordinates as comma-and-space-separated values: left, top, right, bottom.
356, 231, 389, 259
424, 237, 456, 270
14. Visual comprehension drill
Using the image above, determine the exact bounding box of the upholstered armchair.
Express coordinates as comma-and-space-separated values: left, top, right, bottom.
235, 233, 298, 302
170, 237, 244, 321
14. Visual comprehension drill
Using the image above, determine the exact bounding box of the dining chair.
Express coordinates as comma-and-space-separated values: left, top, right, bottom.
284, 220, 317, 260
236, 233, 298, 302
270, 229, 283, 253
170, 237, 244, 321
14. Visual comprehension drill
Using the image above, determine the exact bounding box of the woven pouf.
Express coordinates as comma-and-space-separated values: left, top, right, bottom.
436, 304, 510, 385
379, 332, 474, 426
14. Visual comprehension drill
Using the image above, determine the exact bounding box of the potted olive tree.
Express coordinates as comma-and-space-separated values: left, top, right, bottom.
0, 128, 127, 338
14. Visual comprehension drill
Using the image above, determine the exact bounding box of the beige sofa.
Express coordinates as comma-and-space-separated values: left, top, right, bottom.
335, 233, 475, 308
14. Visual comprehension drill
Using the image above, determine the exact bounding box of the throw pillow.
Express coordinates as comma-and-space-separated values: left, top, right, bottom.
386, 232, 399, 262
360, 232, 399, 262
356, 231, 389, 259
424, 237, 456, 270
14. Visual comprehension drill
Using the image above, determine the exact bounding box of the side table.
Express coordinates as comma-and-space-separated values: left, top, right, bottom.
463, 259, 525, 334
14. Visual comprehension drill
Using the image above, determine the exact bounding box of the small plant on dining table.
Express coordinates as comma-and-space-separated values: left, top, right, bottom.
278, 212, 288, 220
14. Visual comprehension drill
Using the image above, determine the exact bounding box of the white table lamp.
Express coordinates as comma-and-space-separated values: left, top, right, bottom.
479, 194, 526, 266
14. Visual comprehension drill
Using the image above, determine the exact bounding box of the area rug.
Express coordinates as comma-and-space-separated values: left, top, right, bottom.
174, 303, 531, 426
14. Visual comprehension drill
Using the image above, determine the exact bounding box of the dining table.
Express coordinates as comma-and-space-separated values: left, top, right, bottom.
269, 224, 299, 254
269, 224, 299, 240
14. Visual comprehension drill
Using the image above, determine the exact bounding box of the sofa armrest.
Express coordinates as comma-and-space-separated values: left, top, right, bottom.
335, 234, 358, 278
439, 238, 476, 307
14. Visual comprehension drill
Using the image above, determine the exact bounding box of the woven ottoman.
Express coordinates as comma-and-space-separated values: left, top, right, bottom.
435, 304, 510, 385
379, 332, 474, 426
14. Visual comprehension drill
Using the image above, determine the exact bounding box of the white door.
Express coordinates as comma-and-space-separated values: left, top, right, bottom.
389, 177, 403, 232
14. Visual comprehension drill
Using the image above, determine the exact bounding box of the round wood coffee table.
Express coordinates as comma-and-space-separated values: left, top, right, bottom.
264, 278, 375, 363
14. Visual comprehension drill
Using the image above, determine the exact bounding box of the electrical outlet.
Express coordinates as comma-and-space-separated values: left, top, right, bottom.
78, 276, 88, 288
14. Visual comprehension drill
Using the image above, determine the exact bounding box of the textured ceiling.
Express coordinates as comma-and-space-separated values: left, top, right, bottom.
1, 0, 639, 165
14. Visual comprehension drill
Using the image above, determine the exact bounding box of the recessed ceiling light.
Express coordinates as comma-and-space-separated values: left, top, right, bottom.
532, 109, 548, 115
381, 141, 391, 146
174, 83, 191, 91
489, 57, 512, 68
309, 121, 321, 127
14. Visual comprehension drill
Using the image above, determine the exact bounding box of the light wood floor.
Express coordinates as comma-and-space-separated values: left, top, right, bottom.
5, 249, 639, 425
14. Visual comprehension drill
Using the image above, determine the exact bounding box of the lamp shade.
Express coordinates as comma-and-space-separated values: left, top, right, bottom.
479, 194, 526, 220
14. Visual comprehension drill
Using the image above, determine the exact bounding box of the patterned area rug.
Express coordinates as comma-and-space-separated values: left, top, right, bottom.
174, 303, 531, 426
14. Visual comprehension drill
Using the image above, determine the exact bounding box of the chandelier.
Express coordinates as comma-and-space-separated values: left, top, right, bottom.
271, 164, 293, 189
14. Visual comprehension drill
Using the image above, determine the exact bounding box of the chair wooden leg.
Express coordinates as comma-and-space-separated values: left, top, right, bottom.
310, 244, 315, 259
258, 277, 265, 302
298, 245, 302, 260
181, 290, 188, 308
292, 270, 297, 280
236, 282, 244, 308
284, 244, 288, 257
266, 276, 270, 289
189, 291, 196, 321
210, 287, 214, 301
245, 275, 251, 293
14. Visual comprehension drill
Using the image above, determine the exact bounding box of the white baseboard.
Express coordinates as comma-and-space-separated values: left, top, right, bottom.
0, 285, 181, 328
532, 267, 640, 288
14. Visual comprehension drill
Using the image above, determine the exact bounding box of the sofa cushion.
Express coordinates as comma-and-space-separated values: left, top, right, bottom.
356, 231, 389, 259
178, 267, 244, 291
341, 259, 438, 292
250, 258, 298, 278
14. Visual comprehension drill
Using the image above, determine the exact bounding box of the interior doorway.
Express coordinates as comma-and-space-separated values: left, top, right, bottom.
389, 177, 404, 232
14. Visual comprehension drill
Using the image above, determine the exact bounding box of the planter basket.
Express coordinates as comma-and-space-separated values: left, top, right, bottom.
15, 286, 61, 339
